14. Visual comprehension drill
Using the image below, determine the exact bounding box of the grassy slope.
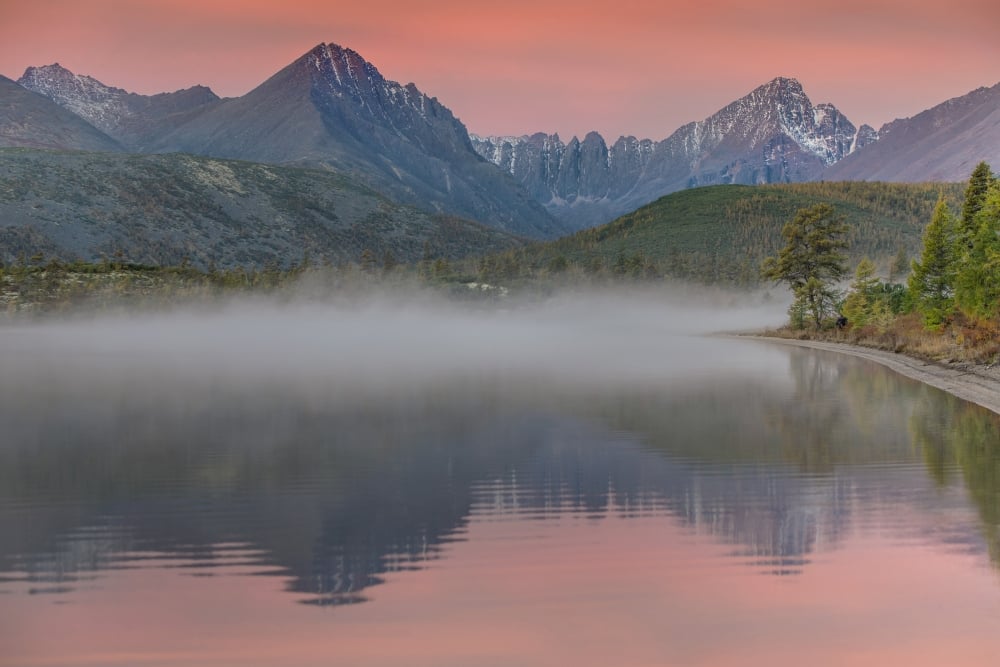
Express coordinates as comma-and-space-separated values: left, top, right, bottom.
0, 148, 523, 269
514, 182, 965, 284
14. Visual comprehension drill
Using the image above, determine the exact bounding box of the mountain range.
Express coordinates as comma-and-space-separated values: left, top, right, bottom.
8, 45, 562, 240
473, 79, 998, 228
472, 77, 880, 228
1, 41, 998, 263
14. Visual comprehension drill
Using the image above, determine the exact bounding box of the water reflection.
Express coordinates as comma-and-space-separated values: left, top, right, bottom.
910, 390, 1000, 566
3, 341, 1000, 611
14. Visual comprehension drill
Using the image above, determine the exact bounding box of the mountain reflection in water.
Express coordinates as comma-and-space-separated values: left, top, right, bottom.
0, 316, 1000, 665
2, 342, 999, 612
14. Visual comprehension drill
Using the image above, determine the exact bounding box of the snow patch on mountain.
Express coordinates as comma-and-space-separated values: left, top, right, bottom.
472, 77, 877, 229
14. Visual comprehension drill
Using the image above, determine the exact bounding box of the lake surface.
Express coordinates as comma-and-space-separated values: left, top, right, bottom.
2, 299, 1000, 666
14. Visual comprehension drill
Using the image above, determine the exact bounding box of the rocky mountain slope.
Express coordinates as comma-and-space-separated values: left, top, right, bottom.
0, 148, 522, 269
8, 45, 997, 243
0, 75, 121, 152
823, 82, 1000, 182
473, 78, 877, 228
12, 46, 563, 239
18, 64, 220, 150
145, 43, 562, 238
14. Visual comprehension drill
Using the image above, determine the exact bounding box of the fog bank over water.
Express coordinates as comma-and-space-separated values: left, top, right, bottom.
0, 287, 789, 393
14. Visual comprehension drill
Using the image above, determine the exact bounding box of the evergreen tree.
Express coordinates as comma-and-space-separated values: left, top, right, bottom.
908, 198, 957, 328
761, 203, 848, 328
959, 162, 996, 247
842, 257, 880, 327
955, 183, 1000, 320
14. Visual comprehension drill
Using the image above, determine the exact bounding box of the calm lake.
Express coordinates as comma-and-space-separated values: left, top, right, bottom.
2, 296, 1000, 666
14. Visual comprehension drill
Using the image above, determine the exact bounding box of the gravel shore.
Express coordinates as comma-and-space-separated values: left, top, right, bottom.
746, 336, 1000, 416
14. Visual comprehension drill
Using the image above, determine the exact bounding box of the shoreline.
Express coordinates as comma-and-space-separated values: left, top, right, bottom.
741, 335, 1000, 416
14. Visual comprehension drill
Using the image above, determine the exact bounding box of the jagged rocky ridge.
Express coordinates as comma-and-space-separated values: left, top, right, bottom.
473, 77, 878, 228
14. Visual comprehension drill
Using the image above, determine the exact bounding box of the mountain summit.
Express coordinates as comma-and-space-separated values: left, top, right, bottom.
18, 63, 219, 149
147, 42, 562, 237
668, 76, 872, 168
0, 74, 121, 151
473, 77, 877, 228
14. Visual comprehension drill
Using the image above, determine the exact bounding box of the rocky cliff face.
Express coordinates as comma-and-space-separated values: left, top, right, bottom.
471, 132, 656, 228
473, 77, 874, 229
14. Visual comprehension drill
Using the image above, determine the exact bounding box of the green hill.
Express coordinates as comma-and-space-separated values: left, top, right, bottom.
488, 182, 964, 285
0, 148, 523, 270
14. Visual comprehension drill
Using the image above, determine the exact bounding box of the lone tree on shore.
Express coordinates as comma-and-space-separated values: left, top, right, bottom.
762, 203, 849, 329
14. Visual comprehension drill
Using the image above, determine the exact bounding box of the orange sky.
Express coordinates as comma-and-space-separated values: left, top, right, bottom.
1, 0, 999, 140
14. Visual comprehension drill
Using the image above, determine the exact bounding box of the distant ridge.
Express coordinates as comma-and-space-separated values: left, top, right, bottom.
0, 75, 121, 151
18, 63, 220, 149
13, 46, 564, 239
472, 77, 877, 229
823, 82, 1000, 182
6, 46, 998, 240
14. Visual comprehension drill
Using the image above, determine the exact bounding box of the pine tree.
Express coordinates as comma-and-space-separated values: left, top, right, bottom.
959, 162, 995, 247
842, 257, 880, 328
955, 183, 1000, 320
761, 203, 848, 328
908, 198, 957, 328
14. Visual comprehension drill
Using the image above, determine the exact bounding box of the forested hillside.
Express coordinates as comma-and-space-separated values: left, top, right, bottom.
477, 182, 964, 285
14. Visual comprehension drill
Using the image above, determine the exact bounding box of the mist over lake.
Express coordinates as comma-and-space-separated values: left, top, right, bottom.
3, 290, 1000, 666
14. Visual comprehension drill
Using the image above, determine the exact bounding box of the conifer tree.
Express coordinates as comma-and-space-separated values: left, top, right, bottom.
959, 162, 996, 247
955, 183, 1000, 320
908, 198, 957, 328
842, 257, 880, 327
761, 203, 848, 328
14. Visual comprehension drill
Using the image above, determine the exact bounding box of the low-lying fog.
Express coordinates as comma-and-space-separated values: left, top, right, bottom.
0, 287, 789, 399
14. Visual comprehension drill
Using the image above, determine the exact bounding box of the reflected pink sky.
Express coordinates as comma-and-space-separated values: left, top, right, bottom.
1, 1, 999, 139
4, 513, 1000, 667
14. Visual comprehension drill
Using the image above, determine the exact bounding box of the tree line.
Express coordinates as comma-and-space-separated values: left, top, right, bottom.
763, 162, 1000, 359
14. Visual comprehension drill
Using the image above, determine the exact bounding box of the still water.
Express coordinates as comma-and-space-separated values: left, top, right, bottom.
2, 300, 1000, 666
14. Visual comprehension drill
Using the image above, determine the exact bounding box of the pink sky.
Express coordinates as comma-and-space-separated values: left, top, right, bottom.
1, 0, 999, 140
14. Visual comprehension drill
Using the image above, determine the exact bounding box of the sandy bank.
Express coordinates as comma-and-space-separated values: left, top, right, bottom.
744, 336, 1000, 416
